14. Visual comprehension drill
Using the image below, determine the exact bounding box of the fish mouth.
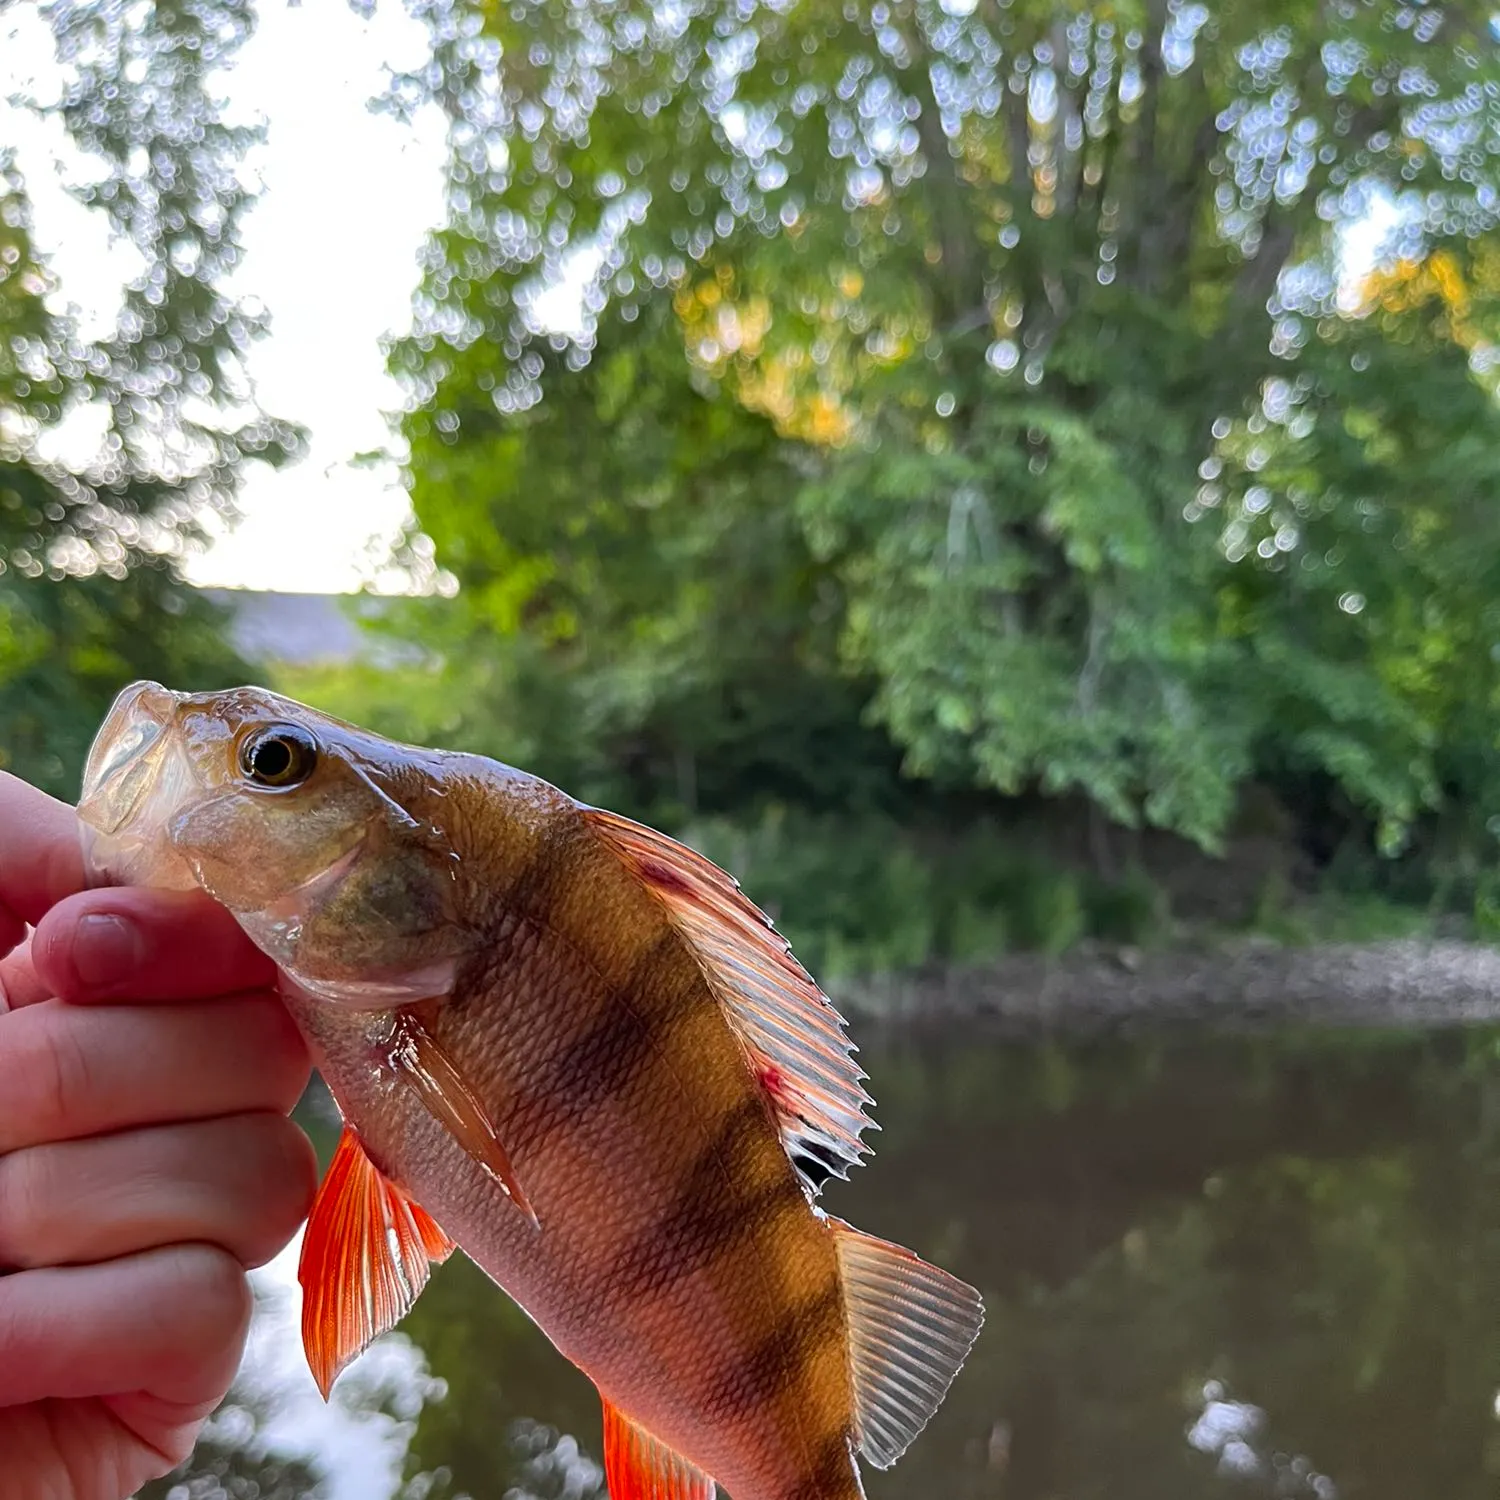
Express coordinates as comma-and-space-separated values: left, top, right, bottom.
77, 680, 202, 890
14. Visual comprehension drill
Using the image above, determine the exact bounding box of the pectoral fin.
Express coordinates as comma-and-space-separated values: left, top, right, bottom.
383, 1008, 539, 1228
599, 1394, 716, 1500
299, 1125, 456, 1399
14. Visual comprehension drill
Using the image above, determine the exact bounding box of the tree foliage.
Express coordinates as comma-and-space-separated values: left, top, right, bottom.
383, 0, 1500, 869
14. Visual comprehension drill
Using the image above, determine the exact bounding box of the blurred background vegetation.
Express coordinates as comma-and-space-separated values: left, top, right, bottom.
4, 0, 1500, 975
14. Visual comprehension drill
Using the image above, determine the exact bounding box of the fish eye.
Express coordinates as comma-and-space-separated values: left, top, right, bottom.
238, 725, 318, 789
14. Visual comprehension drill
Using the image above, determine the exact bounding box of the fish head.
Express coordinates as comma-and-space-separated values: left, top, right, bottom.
78, 680, 475, 1006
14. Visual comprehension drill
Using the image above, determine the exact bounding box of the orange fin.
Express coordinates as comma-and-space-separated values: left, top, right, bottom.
298, 1125, 456, 1400
384, 1008, 539, 1228
600, 1394, 716, 1500
831, 1218, 984, 1470
585, 807, 875, 1193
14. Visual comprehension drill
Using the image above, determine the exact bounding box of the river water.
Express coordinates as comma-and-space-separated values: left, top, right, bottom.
144, 1026, 1500, 1499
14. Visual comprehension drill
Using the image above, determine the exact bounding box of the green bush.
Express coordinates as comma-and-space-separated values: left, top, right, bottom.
681, 809, 1169, 978
1084, 866, 1171, 947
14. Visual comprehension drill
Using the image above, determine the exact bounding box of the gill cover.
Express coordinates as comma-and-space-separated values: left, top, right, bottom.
77, 679, 479, 1007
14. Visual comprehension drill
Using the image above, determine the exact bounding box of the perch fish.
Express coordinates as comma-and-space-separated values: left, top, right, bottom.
77, 681, 983, 1500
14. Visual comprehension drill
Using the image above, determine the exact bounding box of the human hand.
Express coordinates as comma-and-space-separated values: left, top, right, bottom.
0, 771, 315, 1500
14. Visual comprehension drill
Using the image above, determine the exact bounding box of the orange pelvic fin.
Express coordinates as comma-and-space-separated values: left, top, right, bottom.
384, 1008, 539, 1228
298, 1124, 456, 1400
585, 807, 876, 1193
600, 1394, 716, 1500
831, 1217, 985, 1470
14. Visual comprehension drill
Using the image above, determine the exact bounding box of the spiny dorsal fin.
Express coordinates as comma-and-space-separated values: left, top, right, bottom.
585, 807, 875, 1193
299, 1125, 456, 1400
831, 1218, 984, 1470
599, 1393, 717, 1500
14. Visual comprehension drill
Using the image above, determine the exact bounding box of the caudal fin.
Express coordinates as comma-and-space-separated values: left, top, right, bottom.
832, 1219, 985, 1470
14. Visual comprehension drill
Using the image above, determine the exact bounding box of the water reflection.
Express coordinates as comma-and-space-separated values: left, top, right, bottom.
1186, 1382, 1336, 1497
143, 1029, 1500, 1498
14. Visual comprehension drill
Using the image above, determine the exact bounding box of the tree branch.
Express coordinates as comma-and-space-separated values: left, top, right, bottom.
1155, 57, 1219, 296
1121, 0, 1170, 291
1233, 213, 1298, 308
891, 4, 988, 324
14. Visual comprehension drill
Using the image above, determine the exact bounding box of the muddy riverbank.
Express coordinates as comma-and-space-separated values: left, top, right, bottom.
840, 937, 1500, 1034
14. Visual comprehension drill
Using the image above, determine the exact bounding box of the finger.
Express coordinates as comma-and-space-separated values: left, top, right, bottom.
31, 887, 275, 1005
0, 773, 84, 927
0, 1393, 215, 1497
0, 993, 311, 1155
0, 1244, 251, 1407
0, 1112, 317, 1274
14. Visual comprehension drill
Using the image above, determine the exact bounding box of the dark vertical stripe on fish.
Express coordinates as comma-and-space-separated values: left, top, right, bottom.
496, 926, 696, 1158
701, 1281, 844, 1420
608, 1098, 788, 1300
503, 818, 566, 915
529, 979, 673, 1110
622, 925, 688, 1004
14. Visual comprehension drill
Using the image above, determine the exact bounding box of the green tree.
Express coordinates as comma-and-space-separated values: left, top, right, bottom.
368, 298, 901, 819
0, 0, 295, 796
387, 0, 1500, 862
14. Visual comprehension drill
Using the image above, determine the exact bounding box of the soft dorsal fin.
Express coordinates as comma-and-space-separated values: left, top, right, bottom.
599, 1393, 717, 1500
831, 1218, 984, 1470
585, 807, 875, 1192
299, 1125, 456, 1399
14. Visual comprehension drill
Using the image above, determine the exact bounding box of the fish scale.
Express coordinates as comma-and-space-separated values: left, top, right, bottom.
77, 680, 984, 1500
296, 875, 850, 1499
456, 835, 850, 1496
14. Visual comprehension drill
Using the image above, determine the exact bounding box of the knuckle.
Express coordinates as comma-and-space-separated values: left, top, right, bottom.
246, 999, 312, 1106
0, 1147, 53, 1267
0, 1008, 91, 1142
173, 1243, 254, 1348
238, 1114, 317, 1267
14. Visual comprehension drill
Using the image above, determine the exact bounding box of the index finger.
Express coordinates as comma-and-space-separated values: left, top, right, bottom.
0, 773, 86, 930
31, 888, 277, 1005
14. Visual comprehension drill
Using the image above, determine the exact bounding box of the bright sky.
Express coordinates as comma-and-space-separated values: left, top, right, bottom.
1, 1, 450, 594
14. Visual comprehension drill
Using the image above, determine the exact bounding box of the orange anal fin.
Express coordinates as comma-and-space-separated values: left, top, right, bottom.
384, 1008, 540, 1228
298, 1125, 457, 1400
600, 1395, 716, 1500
